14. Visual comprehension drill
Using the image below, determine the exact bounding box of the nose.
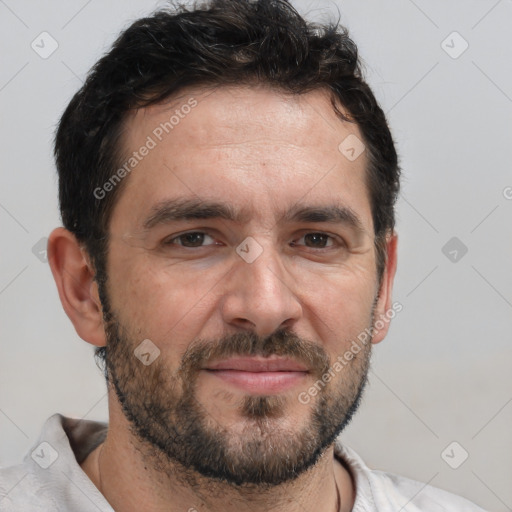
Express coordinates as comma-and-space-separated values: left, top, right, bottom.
220, 241, 303, 338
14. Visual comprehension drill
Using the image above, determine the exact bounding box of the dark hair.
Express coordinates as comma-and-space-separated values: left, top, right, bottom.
54, 0, 400, 371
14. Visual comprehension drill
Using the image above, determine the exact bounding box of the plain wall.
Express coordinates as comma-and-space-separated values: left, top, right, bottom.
0, 1, 510, 510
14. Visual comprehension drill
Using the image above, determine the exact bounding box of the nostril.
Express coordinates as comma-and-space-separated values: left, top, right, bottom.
237, 318, 256, 328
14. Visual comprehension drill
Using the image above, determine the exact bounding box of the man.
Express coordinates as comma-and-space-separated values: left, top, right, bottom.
0, 0, 486, 510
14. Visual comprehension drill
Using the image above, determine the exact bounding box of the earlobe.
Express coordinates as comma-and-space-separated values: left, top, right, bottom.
47, 227, 107, 348
371, 231, 398, 345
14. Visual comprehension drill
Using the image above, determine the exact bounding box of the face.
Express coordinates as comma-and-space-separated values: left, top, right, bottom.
100, 84, 387, 487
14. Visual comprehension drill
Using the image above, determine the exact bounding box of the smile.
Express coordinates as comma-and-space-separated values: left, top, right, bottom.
203, 357, 310, 393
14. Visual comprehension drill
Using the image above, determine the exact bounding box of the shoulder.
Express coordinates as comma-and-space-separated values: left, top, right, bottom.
0, 460, 60, 511
334, 441, 488, 511
0, 413, 111, 512
368, 468, 488, 511
0, 461, 27, 498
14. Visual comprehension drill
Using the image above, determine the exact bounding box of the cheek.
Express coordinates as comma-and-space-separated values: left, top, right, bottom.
108, 253, 222, 347
295, 264, 376, 352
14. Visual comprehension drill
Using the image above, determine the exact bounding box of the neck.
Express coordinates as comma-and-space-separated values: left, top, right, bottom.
80, 400, 355, 512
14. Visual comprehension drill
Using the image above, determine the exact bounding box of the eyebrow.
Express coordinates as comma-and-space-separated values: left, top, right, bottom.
141, 198, 365, 234
142, 198, 249, 229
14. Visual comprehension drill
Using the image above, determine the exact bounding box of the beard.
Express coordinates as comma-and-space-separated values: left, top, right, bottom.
101, 298, 374, 489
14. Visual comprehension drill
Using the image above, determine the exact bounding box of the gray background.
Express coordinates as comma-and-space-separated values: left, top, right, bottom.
1, 1, 511, 510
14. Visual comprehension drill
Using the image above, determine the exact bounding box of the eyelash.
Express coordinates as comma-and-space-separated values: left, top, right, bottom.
163, 231, 343, 250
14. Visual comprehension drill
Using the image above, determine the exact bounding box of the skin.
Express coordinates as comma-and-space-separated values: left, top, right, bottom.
48, 84, 398, 512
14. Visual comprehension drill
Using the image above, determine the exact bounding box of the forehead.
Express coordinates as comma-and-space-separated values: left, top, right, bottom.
126, 84, 362, 155
111, 84, 372, 233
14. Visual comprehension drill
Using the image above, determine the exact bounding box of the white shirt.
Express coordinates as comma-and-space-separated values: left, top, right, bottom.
0, 413, 487, 511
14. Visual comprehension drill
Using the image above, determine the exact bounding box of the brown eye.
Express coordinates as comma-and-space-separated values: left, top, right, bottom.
292, 232, 335, 249
165, 232, 216, 247
303, 233, 331, 248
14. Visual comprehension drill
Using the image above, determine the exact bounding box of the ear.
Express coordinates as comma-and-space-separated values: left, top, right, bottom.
47, 227, 106, 348
371, 231, 398, 345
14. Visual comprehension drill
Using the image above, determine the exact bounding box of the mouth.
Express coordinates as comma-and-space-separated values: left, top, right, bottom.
202, 356, 310, 394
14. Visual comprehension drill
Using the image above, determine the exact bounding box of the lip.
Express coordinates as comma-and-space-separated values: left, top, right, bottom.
202, 357, 309, 394
204, 356, 309, 372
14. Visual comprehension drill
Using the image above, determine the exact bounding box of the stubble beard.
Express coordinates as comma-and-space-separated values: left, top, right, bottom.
102, 307, 373, 489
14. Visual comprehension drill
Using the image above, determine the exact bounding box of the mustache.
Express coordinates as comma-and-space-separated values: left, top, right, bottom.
178, 328, 331, 382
